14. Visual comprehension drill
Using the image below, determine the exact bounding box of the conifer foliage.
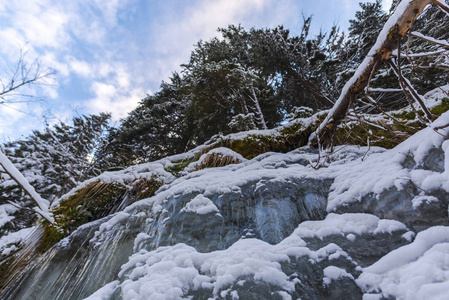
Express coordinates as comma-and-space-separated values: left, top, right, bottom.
0, 113, 111, 233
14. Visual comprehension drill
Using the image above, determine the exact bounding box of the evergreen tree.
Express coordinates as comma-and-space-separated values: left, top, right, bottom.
102, 73, 191, 166
0, 113, 111, 234
347, 0, 388, 62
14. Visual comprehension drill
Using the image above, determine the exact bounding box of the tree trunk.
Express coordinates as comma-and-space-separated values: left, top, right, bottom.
310, 0, 435, 147
249, 87, 268, 130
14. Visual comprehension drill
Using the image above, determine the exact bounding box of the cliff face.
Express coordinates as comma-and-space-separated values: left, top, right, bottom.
1, 107, 449, 299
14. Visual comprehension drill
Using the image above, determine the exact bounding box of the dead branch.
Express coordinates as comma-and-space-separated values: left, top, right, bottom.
310, 0, 434, 147
0, 48, 55, 102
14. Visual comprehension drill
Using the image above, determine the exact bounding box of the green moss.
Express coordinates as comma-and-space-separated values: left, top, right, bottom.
195, 119, 318, 160
431, 101, 449, 117
279, 121, 304, 135
166, 159, 194, 176
393, 110, 417, 121
39, 181, 128, 252
39, 176, 163, 253
39, 221, 66, 253
392, 101, 449, 122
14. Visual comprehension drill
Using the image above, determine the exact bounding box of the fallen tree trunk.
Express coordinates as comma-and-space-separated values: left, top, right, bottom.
310, 0, 435, 147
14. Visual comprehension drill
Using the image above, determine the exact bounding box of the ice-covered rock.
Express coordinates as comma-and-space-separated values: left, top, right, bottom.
2, 110, 449, 299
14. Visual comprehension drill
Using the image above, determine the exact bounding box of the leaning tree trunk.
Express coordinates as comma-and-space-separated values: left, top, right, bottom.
310, 0, 435, 147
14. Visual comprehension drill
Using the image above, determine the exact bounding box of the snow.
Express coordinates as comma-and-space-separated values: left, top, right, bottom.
0, 204, 17, 228
411, 31, 449, 48
54, 157, 178, 208
115, 235, 355, 299
292, 213, 409, 240
206, 148, 246, 162
411, 195, 439, 209
436, 0, 449, 16
357, 226, 449, 300
0, 151, 54, 223
4, 81, 445, 299
90, 211, 129, 245
186, 147, 246, 172
97, 108, 449, 298
328, 110, 449, 211
83, 280, 119, 300
346, 234, 356, 242
109, 107, 449, 220
0, 227, 33, 256
180, 194, 220, 215
322, 266, 354, 285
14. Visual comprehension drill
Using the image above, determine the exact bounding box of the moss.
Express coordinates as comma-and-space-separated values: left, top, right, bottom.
39, 177, 163, 253
38, 181, 126, 252
195, 119, 318, 161
331, 115, 429, 150
39, 221, 66, 253
393, 110, 417, 121
225, 135, 285, 159
166, 159, 194, 176
279, 121, 304, 135
430, 101, 449, 117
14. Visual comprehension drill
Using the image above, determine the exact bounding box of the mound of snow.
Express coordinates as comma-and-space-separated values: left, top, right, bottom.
357, 226, 449, 300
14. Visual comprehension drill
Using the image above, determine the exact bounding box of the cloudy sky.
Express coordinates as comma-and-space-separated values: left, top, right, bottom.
0, 0, 393, 141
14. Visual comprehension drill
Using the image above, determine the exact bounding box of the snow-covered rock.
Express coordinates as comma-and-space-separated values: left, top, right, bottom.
2, 109, 449, 299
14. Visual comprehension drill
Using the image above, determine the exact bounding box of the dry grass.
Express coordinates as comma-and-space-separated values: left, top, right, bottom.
196, 152, 243, 170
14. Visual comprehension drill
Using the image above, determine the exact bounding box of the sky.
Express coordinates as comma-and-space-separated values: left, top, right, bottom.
0, 0, 393, 141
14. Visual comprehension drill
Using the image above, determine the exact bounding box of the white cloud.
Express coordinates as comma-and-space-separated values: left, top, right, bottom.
149, 0, 272, 82
0, 0, 144, 139
0, 102, 47, 140
69, 58, 92, 78
0, 1, 70, 49
41, 52, 69, 78
88, 81, 143, 120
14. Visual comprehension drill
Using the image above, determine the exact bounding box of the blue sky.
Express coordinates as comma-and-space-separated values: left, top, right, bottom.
0, 0, 393, 141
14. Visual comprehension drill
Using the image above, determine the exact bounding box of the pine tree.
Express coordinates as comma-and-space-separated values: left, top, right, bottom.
103, 73, 191, 166
347, 0, 388, 62
0, 113, 111, 234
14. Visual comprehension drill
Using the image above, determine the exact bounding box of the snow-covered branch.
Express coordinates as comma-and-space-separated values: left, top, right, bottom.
310, 0, 434, 147
433, 0, 449, 16
392, 49, 447, 58
411, 31, 449, 49
366, 88, 404, 93
0, 150, 54, 223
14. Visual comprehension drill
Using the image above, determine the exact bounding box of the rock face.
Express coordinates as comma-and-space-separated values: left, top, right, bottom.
1, 121, 449, 299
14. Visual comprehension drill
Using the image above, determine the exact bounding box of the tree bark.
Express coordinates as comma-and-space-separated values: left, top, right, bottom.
310, 0, 435, 147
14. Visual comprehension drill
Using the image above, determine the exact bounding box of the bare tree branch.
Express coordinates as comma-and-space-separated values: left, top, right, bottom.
0, 48, 55, 103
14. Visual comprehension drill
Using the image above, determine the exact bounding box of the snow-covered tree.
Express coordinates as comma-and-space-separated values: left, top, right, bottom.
0, 49, 56, 228
0, 113, 111, 232
103, 74, 191, 166
312, 0, 449, 147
